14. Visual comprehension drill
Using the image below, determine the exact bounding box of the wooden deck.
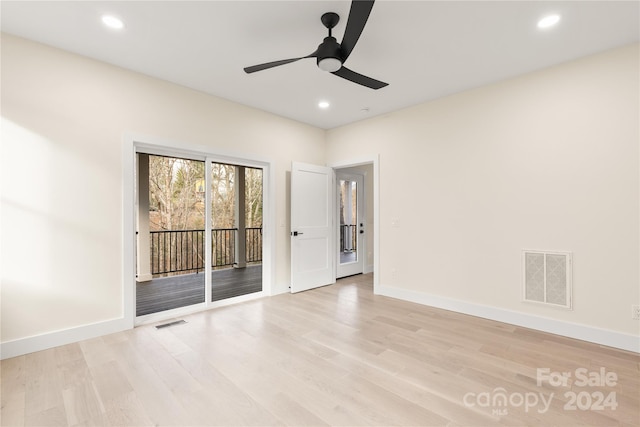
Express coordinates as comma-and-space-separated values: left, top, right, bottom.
136, 265, 262, 316
340, 250, 357, 264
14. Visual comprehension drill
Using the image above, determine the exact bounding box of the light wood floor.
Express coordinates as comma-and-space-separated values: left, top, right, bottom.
2, 274, 638, 426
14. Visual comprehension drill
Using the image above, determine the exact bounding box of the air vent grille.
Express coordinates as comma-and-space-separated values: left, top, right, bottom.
155, 320, 186, 329
523, 250, 572, 309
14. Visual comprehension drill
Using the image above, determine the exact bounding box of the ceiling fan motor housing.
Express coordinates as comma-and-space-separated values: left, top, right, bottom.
316, 36, 343, 70
317, 12, 343, 71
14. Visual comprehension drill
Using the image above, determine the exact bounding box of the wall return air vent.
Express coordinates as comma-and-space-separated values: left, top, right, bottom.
523, 250, 572, 309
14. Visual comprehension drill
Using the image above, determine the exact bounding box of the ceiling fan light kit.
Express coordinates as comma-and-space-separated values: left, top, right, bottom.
318, 57, 342, 73
244, 0, 388, 90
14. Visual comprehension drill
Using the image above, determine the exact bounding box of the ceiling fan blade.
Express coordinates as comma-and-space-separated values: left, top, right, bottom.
332, 66, 388, 90
244, 50, 319, 74
340, 0, 375, 62
244, 57, 304, 74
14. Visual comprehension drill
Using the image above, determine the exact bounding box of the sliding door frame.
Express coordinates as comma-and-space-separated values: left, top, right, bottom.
122, 134, 274, 327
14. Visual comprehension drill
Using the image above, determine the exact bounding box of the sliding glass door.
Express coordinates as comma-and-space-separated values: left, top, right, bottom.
135, 152, 263, 318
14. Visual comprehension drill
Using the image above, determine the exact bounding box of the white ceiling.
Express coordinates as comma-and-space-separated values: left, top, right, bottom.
2, 1, 639, 129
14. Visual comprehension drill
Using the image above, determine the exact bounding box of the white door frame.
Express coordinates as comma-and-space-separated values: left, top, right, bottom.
329, 155, 380, 292
122, 133, 275, 326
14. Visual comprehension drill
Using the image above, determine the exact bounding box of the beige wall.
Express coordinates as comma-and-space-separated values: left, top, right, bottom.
1, 34, 325, 343
327, 44, 639, 336
2, 32, 638, 351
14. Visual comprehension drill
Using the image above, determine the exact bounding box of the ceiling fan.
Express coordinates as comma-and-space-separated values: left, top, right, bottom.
243, 0, 388, 90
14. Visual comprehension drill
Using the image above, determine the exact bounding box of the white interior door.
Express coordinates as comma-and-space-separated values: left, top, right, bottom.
337, 173, 364, 278
290, 162, 335, 293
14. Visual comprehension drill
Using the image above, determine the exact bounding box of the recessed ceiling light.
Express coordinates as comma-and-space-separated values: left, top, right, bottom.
102, 15, 124, 30
537, 14, 561, 29
318, 101, 330, 109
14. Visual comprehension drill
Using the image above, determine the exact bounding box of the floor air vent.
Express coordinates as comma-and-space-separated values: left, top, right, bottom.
523, 250, 572, 309
155, 320, 186, 329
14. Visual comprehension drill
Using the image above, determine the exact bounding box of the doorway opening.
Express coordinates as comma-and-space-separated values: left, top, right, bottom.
336, 172, 364, 278
135, 153, 263, 317
289, 158, 377, 293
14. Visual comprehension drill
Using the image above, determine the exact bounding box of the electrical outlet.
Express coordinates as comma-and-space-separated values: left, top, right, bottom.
632, 305, 640, 320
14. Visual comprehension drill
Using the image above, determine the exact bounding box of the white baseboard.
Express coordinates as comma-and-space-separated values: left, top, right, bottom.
377, 284, 640, 354
364, 264, 374, 274
0, 317, 130, 360
2, 290, 270, 359
5, 284, 636, 359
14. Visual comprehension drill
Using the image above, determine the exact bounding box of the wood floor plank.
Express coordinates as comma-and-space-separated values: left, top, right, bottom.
23, 349, 65, 418
87, 361, 134, 405
24, 405, 67, 427
2, 273, 638, 426
205, 340, 369, 426
107, 338, 199, 426
102, 391, 153, 427
0, 390, 26, 427
1, 355, 26, 400
172, 349, 283, 426
328, 351, 502, 426
61, 381, 104, 426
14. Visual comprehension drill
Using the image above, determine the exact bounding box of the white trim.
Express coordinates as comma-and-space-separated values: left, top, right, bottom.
0, 317, 129, 360
372, 156, 379, 292
126, 133, 274, 313
328, 154, 380, 292
207, 290, 266, 310
376, 284, 640, 353
264, 161, 276, 295
122, 136, 136, 328
126, 131, 273, 164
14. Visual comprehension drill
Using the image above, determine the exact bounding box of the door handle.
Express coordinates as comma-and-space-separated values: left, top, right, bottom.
291, 231, 304, 236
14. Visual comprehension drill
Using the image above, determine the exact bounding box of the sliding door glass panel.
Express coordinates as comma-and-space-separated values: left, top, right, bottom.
136, 154, 205, 316
210, 163, 263, 302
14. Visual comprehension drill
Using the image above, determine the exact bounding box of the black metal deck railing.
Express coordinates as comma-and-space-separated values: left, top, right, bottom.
246, 227, 262, 263
150, 227, 262, 276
